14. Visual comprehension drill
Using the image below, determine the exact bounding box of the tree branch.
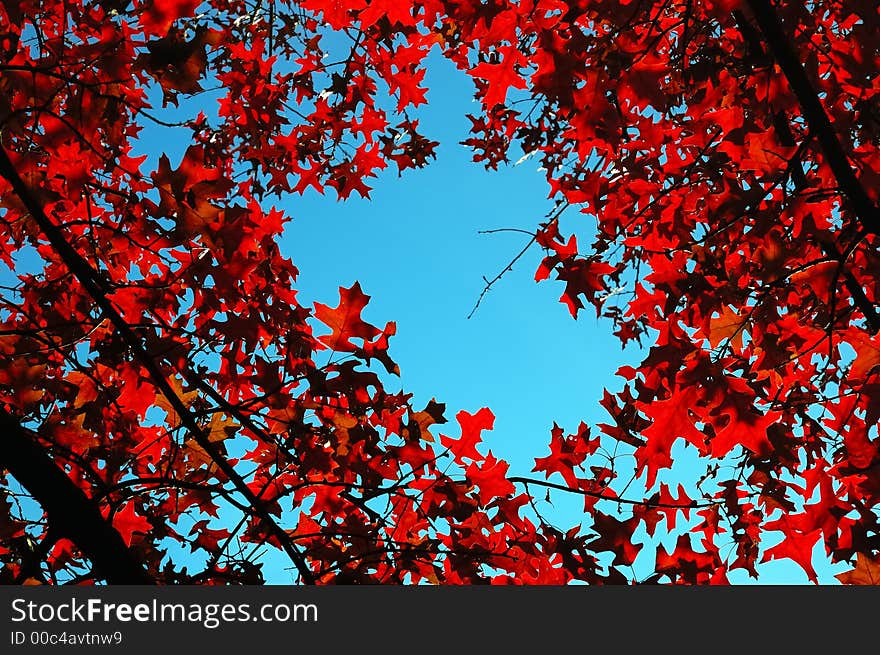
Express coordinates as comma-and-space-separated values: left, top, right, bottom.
508, 476, 717, 509
0, 409, 154, 584
745, 0, 880, 235
0, 145, 316, 584
767, 92, 880, 334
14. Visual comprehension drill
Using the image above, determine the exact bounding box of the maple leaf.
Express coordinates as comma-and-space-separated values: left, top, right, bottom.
626, 59, 671, 112
313, 282, 381, 352
706, 305, 746, 350
111, 503, 152, 548
762, 520, 822, 583
789, 260, 839, 304
189, 520, 230, 554
835, 553, 880, 585
708, 398, 776, 459
587, 512, 642, 568
469, 46, 527, 108
357, 320, 399, 374
636, 390, 708, 488
154, 376, 199, 428
842, 423, 878, 470
358, 0, 413, 27
206, 413, 239, 443
299, 0, 366, 29
150, 146, 232, 246
533, 422, 597, 487
440, 407, 494, 464
406, 398, 447, 443
655, 535, 723, 583
654, 483, 693, 531
466, 451, 515, 506
0, 360, 46, 407
555, 258, 616, 318
139, 28, 220, 103
389, 66, 428, 112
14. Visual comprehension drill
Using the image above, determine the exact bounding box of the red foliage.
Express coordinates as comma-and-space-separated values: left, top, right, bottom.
0, 0, 879, 585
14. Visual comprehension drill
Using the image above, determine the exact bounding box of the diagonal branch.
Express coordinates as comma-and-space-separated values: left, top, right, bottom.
0, 408, 154, 584
0, 146, 316, 584
745, 0, 880, 235
769, 96, 880, 334
177, 367, 384, 522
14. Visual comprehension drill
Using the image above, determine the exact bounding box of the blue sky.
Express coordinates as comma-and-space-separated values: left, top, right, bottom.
282, 55, 630, 478
264, 53, 846, 584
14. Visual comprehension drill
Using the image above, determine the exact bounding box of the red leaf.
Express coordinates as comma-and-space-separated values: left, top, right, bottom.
466, 451, 515, 506
313, 282, 382, 352
111, 503, 152, 548
587, 512, 642, 568
141, 0, 203, 36
533, 422, 597, 487
441, 407, 495, 464
468, 46, 527, 108
762, 519, 822, 583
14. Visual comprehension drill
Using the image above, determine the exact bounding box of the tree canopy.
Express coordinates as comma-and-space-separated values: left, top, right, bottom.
1, 0, 879, 584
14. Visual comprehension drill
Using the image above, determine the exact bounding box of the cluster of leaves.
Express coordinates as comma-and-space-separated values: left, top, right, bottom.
450, 0, 880, 582
0, 0, 597, 585
0, 0, 878, 584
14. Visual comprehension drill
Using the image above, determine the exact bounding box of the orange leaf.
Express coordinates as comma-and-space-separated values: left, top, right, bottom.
706, 305, 745, 349
154, 376, 199, 428
407, 398, 447, 443
850, 332, 880, 381
835, 553, 880, 585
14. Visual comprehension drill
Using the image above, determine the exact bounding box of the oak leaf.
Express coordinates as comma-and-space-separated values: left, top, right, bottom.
835, 553, 880, 585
